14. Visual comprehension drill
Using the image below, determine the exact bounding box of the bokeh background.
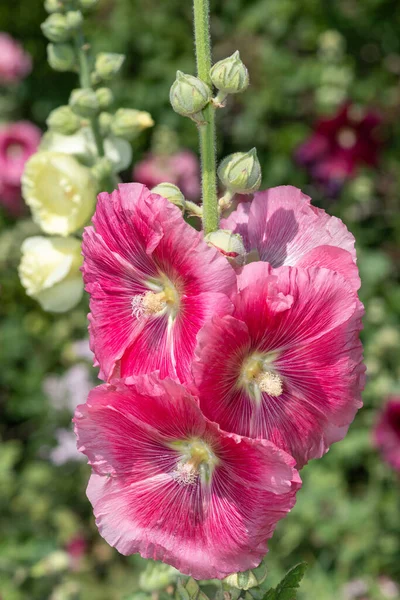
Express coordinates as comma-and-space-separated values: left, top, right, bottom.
0, 0, 399, 598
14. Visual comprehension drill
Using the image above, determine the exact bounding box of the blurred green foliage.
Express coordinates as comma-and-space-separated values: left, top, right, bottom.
0, 0, 400, 599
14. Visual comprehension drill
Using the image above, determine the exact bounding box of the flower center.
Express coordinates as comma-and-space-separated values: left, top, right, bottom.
337, 127, 357, 149
239, 352, 283, 398
131, 280, 179, 319
255, 371, 283, 396
171, 439, 218, 486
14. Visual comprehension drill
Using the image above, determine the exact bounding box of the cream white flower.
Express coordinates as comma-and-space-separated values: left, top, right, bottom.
40, 128, 132, 173
22, 151, 97, 236
19, 236, 83, 313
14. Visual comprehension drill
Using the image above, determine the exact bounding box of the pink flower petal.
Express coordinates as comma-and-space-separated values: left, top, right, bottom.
74, 374, 301, 579
82, 184, 236, 382
194, 263, 364, 467
222, 186, 359, 290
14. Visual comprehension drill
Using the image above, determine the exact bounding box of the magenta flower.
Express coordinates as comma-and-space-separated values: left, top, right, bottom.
192, 262, 365, 467
73, 374, 301, 579
295, 103, 382, 195
133, 150, 201, 200
0, 33, 31, 84
0, 121, 41, 216
374, 396, 400, 472
82, 183, 236, 382
221, 185, 360, 291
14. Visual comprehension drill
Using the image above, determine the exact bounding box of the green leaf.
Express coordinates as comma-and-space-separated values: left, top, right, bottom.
261, 563, 308, 600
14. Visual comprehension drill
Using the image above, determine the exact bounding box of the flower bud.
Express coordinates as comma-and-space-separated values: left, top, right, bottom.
205, 229, 246, 265
19, 236, 83, 313
44, 0, 65, 13
218, 148, 261, 194
69, 88, 99, 118
46, 106, 81, 135
224, 558, 268, 591
110, 108, 154, 140
94, 52, 125, 81
98, 111, 113, 136
41, 14, 71, 43
95, 87, 114, 109
91, 157, 114, 182
210, 51, 249, 95
78, 0, 99, 11
65, 10, 84, 30
139, 562, 178, 592
170, 71, 211, 118
22, 151, 97, 236
152, 183, 186, 212
47, 43, 76, 72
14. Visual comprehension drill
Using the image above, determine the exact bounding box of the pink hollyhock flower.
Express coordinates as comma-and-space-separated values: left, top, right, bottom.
82, 183, 236, 382
192, 262, 365, 468
374, 396, 400, 472
0, 33, 31, 84
73, 374, 301, 579
65, 534, 87, 571
133, 150, 201, 200
221, 185, 360, 291
0, 121, 41, 216
295, 103, 382, 195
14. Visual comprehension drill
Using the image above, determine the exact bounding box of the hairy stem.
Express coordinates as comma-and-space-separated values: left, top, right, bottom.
75, 32, 105, 158
193, 0, 219, 234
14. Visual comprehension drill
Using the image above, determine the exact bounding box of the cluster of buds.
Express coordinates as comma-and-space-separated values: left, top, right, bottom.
19, 0, 154, 314
170, 51, 249, 123
168, 51, 259, 209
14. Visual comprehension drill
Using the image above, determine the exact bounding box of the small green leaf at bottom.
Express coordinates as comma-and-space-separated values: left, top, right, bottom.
261, 563, 308, 600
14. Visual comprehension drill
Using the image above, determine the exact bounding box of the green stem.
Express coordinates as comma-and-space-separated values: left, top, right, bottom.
193, 0, 219, 234
74, 32, 105, 158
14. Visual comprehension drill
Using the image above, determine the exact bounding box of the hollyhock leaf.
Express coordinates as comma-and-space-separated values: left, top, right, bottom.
272, 562, 308, 600
193, 262, 364, 467
74, 374, 301, 580
82, 183, 236, 382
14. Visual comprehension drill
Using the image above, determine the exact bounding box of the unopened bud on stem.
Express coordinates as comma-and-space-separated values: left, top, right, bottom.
94, 53, 125, 81
46, 106, 81, 135
65, 10, 83, 30
218, 148, 261, 194
170, 71, 211, 121
47, 43, 76, 72
110, 109, 154, 140
210, 51, 249, 95
44, 0, 65, 13
152, 183, 186, 212
95, 87, 114, 109
205, 230, 246, 265
69, 88, 99, 118
41, 14, 71, 43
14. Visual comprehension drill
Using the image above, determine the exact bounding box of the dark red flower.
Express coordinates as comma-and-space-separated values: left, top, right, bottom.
296, 103, 382, 195
374, 396, 400, 472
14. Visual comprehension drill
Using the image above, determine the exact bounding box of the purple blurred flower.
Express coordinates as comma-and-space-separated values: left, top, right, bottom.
43, 364, 93, 413
0, 33, 31, 84
133, 150, 201, 200
295, 103, 382, 196
374, 396, 400, 472
50, 428, 86, 465
0, 121, 41, 216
